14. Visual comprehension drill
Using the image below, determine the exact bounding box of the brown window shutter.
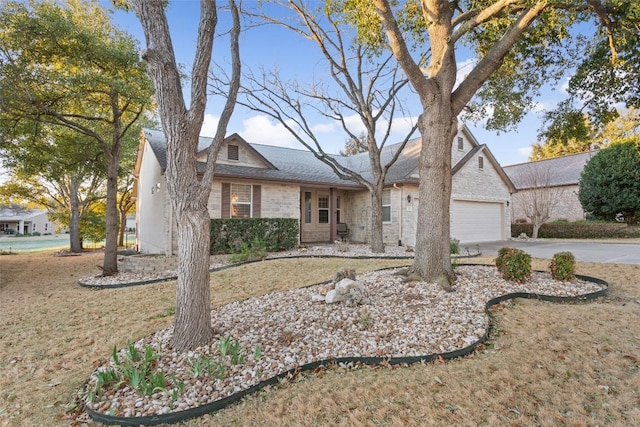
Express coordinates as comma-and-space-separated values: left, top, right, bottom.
221, 183, 230, 218
252, 185, 261, 218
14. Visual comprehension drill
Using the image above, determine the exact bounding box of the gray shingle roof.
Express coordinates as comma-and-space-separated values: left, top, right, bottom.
143, 126, 511, 189
503, 151, 596, 189
144, 128, 359, 187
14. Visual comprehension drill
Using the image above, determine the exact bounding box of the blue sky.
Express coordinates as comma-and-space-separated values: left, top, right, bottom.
105, 0, 591, 167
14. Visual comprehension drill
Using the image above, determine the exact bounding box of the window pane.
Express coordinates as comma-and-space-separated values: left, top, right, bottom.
382, 189, 391, 222
232, 204, 251, 218
231, 184, 251, 203
318, 210, 329, 223
231, 184, 252, 218
382, 206, 391, 222
318, 196, 329, 209
382, 189, 390, 205
305, 192, 312, 223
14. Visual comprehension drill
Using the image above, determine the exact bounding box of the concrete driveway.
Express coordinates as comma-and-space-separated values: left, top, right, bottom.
471, 239, 640, 265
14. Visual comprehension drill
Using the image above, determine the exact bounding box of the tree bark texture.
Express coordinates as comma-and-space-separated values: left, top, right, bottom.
131, 0, 240, 350
369, 184, 385, 253
68, 181, 82, 253
172, 203, 215, 347
102, 148, 120, 276
375, 0, 547, 289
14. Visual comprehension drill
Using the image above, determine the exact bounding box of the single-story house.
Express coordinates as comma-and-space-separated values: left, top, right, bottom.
0, 207, 51, 235
133, 125, 515, 255
504, 151, 597, 223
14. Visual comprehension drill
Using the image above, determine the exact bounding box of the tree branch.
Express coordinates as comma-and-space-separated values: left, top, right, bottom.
451, 1, 547, 115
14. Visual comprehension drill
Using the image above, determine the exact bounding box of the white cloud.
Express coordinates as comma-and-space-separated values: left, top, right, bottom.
200, 114, 220, 137
310, 122, 336, 134
239, 115, 298, 147
389, 115, 418, 135
516, 146, 532, 160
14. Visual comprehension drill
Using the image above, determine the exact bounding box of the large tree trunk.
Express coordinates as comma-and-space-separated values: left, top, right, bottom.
411, 111, 458, 291
68, 181, 82, 252
118, 209, 126, 247
369, 185, 385, 253
131, 0, 240, 350
102, 152, 120, 275
171, 202, 215, 349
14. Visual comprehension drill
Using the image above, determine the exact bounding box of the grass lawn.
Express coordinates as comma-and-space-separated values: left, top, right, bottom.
0, 251, 639, 426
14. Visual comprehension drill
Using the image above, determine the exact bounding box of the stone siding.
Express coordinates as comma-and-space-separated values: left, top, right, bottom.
451, 148, 511, 239
118, 255, 177, 273
342, 188, 402, 246
511, 184, 585, 223
207, 180, 299, 219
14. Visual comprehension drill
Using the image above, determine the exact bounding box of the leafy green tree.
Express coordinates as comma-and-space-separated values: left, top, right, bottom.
532, 107, 640, 161
340, 0, 639, 290
0, 0, 154, 274
534, 2, 640, 157
0, 125, 105, 251
127, 0, 241, 350
579, 140, 640, 225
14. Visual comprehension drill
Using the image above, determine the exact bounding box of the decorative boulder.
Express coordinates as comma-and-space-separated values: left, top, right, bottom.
325, 278, 369, 305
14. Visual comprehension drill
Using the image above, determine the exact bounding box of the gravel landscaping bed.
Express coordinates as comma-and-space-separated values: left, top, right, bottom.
81, 262, 606, 422
78, 244, 415, 287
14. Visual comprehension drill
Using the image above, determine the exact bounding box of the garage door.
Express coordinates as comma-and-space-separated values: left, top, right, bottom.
452, 200, 503, 243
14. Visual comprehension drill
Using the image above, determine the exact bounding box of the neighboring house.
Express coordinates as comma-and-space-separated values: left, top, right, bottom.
0, 207, 51, 235
133, 125, 515, 255
504, 151, 597, 223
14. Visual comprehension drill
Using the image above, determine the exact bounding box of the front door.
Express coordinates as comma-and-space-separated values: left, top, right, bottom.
300, 188, 331, 243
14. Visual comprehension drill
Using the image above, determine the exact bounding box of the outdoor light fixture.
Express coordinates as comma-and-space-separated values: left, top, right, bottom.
407, 195, 412, 203
151, 182, 161, 194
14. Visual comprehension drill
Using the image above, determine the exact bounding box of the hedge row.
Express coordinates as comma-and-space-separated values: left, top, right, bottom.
210, 218, 299, 254
511, 222, 640, 239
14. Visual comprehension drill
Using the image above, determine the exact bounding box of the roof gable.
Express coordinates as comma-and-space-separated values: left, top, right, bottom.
451, 144, 516, 192
139, 125, 512, 191
504, 151, 595, 189
198, 133, 277, 170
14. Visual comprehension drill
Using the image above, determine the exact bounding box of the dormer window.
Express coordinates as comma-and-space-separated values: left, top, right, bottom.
478, 156, 484, 170
228, 144, 239, 161
457, 137, 463, 151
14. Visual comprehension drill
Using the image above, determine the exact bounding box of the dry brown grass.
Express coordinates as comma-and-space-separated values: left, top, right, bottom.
1, 253, 639, 427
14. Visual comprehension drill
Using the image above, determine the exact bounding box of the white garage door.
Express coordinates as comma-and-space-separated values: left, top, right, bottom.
452, 200, 503, 243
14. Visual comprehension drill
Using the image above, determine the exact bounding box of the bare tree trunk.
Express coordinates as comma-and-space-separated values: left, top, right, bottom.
172, 203, 214, 348
102, 153, 120, 275
369, 186, 384, 253
131, 0, 240, 350
68, 181, 82, 252
118, 208, 126, 247
411, 112, 457, 291
532, 222, 541, 239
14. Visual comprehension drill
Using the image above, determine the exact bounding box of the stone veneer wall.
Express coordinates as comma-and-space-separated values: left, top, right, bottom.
118, 255, 178, 273
510, 185, 585, 223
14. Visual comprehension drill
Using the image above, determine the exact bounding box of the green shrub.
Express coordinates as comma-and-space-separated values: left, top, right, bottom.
511, 221, 640, 239
450, 238, 460, 255
549, 252, 576, 281
32, 231, 41, 236
228, 237, 267, 263
495, 247, 531, 282
210, 218, 298, 254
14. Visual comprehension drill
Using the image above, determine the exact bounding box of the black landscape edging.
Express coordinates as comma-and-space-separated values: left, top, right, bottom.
84, 268, 609, 426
